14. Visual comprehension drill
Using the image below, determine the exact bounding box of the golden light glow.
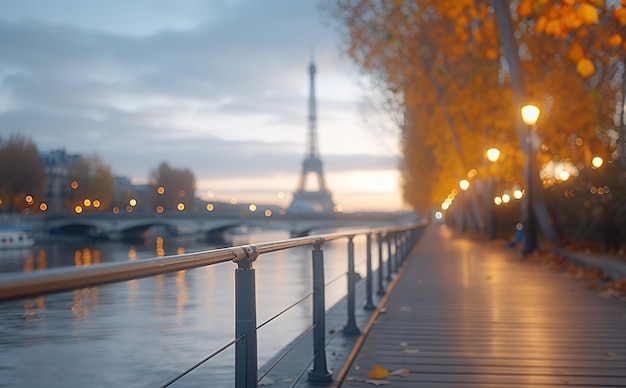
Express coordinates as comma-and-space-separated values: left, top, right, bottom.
25, 195, 34, 204
467, 169, 477, 178
83, 199, 91, 207
334, 204, 344, 212
230, 198, 238, 205
126, 205, 133, 212
592, 156, 603, 168
178, 189, 185, 197
264, 209, 272, 217
177, 202, 185, 211
502, 194, 511, 203
521, 104, 540, 125
206, 203, 214, 211
157, 186, 165, 194
442, 202, 450, 211
486, 148, 500, 162
93, 200, 101, 208
71, 181, 79, 189
156, 205, 164, 214
207, 190, 214, 197
129, 198, 137, 207
39, 203, 48, 211
451, 189, 458, 196
494, 196, 503, 205
277, 192, 285, 199
559, 170, 570, 181
514, 190, 523, 199
113, 206, 120, 214
459, 179, 470, 191
248, 204, 257, 212
75, 205, 83, 214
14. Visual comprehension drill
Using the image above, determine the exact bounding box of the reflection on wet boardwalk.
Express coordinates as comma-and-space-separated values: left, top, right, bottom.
341, 224, 626, 387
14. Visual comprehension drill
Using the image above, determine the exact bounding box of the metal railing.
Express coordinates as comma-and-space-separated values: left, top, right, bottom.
0, 221, 428, 387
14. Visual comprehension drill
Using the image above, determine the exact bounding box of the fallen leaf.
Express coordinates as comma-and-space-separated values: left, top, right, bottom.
390, 368, 410, 377
367, 364, 389, 379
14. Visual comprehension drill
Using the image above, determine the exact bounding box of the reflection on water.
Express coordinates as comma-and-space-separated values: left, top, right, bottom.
0, 231, 373, 387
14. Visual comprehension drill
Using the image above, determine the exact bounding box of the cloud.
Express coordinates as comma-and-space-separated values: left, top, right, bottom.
0, 1, 404, 211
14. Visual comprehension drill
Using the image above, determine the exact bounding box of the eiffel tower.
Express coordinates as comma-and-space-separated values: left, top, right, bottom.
288, 59, 335, 213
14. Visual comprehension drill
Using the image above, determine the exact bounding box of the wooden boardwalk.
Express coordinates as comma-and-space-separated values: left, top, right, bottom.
339, 224, 626, 387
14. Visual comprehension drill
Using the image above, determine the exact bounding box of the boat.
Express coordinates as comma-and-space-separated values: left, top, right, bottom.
0, 226, 35, 249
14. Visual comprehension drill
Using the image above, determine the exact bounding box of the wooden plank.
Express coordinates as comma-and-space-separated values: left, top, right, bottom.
339, 225, 626, 387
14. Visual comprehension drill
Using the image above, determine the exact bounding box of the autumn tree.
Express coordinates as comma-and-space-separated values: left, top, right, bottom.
0, 133, 46, 213
327, 1, 515, 212
149, 162, 196, 212
66, 154, 114, 212
326, 0, 626, 243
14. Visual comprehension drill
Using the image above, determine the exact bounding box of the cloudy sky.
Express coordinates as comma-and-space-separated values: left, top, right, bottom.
0, 0, 405, 212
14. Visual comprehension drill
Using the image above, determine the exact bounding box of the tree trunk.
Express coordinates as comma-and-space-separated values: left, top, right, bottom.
493, 0, 558, 244
617, 60, 626, 171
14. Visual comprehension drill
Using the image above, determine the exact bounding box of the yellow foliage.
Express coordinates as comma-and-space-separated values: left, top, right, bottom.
562, 0, 575, 5
607, 34, 623, 47
578, 4, 599, 25
367, 364, 389, 379
485, 48, 499, 60
568, 42, 584, 62
614, 8, 626, 25
576, 58, 595, 77
535, 16, 547, 33
518, 1, 532, 17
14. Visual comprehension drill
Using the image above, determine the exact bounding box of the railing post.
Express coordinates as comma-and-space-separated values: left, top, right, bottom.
364, 234, 376, 310
235, 246, 259, 388
392, 233, 398, 272
386, 234, 393, 281
376, 233, 385, 296
308, 240, 332, 383
343, 236, 360, 335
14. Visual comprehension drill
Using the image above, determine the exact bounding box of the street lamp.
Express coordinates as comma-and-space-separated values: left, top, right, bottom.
520, 104, 540, 254
485, 147, 500, 240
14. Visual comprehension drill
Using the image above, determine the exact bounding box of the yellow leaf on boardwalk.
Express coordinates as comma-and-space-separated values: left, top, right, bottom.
367, 364, 389, 379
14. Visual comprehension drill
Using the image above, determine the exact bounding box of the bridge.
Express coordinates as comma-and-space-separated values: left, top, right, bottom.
36, 210, 418, 241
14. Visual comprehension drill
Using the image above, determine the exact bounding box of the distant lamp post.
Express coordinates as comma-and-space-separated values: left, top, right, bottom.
520, 104, 540, 254
592, 156, 603, 169
486, 148, 500, 163
459, 179, 470, 191
486, 147, 500, 240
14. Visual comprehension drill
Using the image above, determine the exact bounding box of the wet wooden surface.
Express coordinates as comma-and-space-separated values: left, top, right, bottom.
340, 224, 626, 387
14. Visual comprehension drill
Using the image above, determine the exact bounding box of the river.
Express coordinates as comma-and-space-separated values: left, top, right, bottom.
0, 230, 374, 387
